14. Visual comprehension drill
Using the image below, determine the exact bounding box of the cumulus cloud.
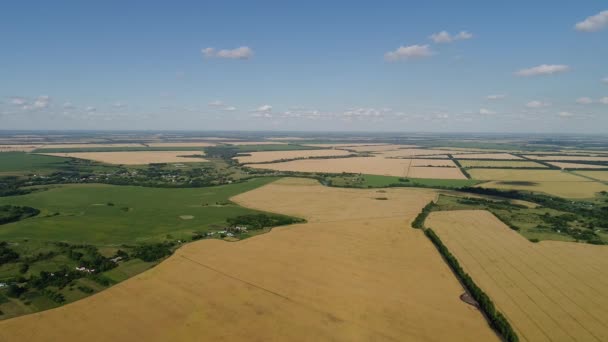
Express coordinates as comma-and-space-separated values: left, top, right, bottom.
208, 100, 224, 107
486, 94, 506, 100
575, 10, 608, 32
222, 106, 237, 111
33, 95, 51, 109
600, 97, 608, 104
384, 44, 433, 61
515, 64, 569, 77
251, 104, 273, 117
558, 111, 574, 118
255, 104, 272, 113
10, 97, 26, 106
85, 106, 96, 113
526, 100, 550, 108
429, 30, 473, 43
576, 97, 593, 105
202, 46, 253, 60
113, 102, 126, 108
479, 108, 495, 115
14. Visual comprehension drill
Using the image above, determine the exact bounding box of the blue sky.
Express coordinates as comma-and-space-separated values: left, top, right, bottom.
1, 1, 607, 132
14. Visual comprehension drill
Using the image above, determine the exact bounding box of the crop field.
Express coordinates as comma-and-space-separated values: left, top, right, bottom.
574, 171, 608, 182
301, 143, 390, 148
0, 145, 43, 152
377, 148, 472, 158
234, 149, 353, 163
524, 155, 608, 162
39, 151, 208, 165
0, 152, 71, 174
338, 144, 416, 152
0, 178, 277, 245
246, 156, 467, 179
146, 142, 216, 147
459, 160, 546, 168
468, 169, 608, 198
223, 141, 287, 145
549, 162, 608, 169
327, 174, 479, 188
0, 178, 497, 342
410, 159, 458, 167
453, 153, 522, 160
427, 210, 608, 342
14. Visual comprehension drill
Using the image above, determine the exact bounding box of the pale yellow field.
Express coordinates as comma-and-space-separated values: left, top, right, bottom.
42, 143, 146, 149
411, 159, 457, 167
234, 149, 353, 163
459, 160, 546, 168
301, 143, 390, 148
525, 155, 608, 162
478, 180, 608, 199
146, 142, 216, 147
0, 145, 42, 152
0, 179, 497, 342
340, 144, 417, 152
427, 210, 608, 342
453, 153, 522, 160
40, 151, 207, 165
549, 162, 608, 170
224, 141, 287, 146
574, 171, 608, 182
468, 168, 589, 182
378, 148, 475, 158
246, 156, 466, 179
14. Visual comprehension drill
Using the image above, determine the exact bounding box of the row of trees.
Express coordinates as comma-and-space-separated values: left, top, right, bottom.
411, 201, 436, 229
424, 228, 519, 342
226, 213, 305, 230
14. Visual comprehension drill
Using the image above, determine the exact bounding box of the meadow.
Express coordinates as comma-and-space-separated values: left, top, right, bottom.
0, 152, 72, 174
427, 210, 608, 342
40, 151, 208, 165
0, 178, 497, 342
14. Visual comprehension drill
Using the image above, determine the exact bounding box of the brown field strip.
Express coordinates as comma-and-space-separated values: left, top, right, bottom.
427, 210, 608, 342
549, 162, 608, 170
234, 149, 353, 163
246, 157, 466, 179
525, 155, 608, 162
39, 151, 207, 165
453, 153, 522, 160
0, 179, 497, 342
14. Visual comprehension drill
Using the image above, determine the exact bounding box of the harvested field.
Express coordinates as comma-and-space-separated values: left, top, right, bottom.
478, 180, 608, 199
574, 171, 608, 182
453, 153, 522, 160
301, 143, 390, 148
525, 155, 608, 162
146, 142, 216, 147
246, 157, 467, 179
427, 210, 608, 342
459, 160, 546, 168
340, 144, 417, 152
0, 179, 497, 342
234, 149, 353, 163
224, 141, 287, 146
549, 162, 608, 170
468, 169, 589, 182
40, 151, 207, 165
41, 143, 146, 149
0, 144, 42, 152
378, 148, 474, 158
411, 159, 457, 167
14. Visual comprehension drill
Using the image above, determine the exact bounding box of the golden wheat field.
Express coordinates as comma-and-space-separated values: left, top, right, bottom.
524, 155, 608, 162
0, 179, 497, 342
224, 141, 287, 145
468, 169, 589, 182
377, 148, 473, 158
453, 153, 522, 160
339, 144, 417, 152
549, 162, 608, 169
574, 171, 608, 182
40, 151, 207, 165
301, 143, 390, 148
146, 142, 216, 147
477, 180, 608, 198
427, 210, 608, 342
246, 156, 466, 179
234, 149, 353, 163
459, 160, 546, 168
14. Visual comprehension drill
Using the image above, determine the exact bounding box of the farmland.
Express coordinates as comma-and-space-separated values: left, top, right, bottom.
39, 151, 208, 165
246, 156, 467, 179
234, 149, 353, 163
427, 210, 608, 342
459, 160, 546, 168
574, 171, 608, 182
0, 178, 497, 341
453, 153, 522, 160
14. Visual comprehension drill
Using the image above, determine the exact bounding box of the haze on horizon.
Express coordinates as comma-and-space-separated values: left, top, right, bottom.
0, 1, 607, 133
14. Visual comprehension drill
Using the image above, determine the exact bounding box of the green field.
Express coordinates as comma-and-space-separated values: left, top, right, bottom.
0, 153, 72, 174
32, 147, 207, 153
0, 177, 279, 245
327, 174, 479, 188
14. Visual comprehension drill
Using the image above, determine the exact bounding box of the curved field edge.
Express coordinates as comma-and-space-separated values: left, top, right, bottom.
0, 177, 498, 342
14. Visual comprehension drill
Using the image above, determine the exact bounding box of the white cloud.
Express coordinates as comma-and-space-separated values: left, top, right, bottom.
558, 111, 574, 118
10, 97, 26, 106
113, 102, 126, 108
526, 100, 550, 108
63, 102, 75, 109
429, 30, 473, 43
576, 97, 593, 105
486, 94, 506, 100
33, 95, 51, 109
575, 10, 608, 32
222, 106, 237, 111
479, 108, 495, 115
85, 106, 96, 113
251, 104, 273, 117
208, 100, 224, 107
202, 46, 253, 60
384, 44, 433, 61
600, 97, 608, 104
515, 64, 570, 77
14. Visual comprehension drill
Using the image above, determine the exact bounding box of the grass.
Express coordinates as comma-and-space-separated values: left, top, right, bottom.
0, 177, 279, 245
328, 174, 479, 188
0, 152, 72, 174
103, 259, 156, 283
